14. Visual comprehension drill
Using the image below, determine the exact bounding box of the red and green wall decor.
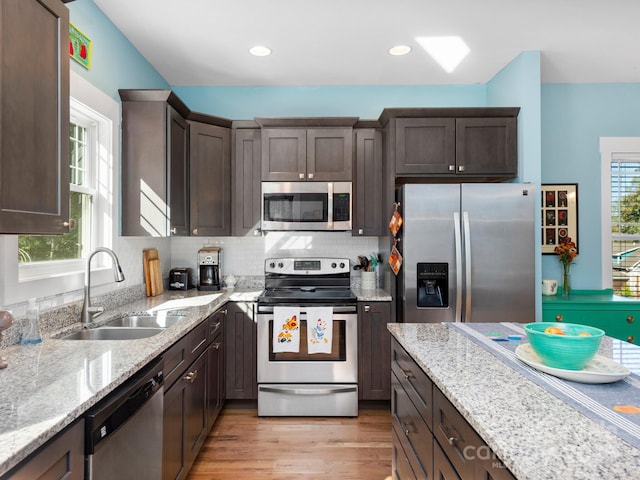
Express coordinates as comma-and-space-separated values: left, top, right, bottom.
69, 23, 91, 69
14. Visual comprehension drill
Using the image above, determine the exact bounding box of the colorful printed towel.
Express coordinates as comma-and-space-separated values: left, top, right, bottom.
273, 306, 300, 353
306, 306, 333, 354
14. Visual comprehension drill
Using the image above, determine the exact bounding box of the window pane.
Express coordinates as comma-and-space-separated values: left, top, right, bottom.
611, 160, 640, 296
19, 192, 91, 262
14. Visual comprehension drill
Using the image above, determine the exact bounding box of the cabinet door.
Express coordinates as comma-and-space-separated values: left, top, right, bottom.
455, 117, 517, 176
163, 369, 188, 480
395, 118, 455, 175
207, 310, 225, 428
433, 441, 461, 480
233, 128, 262, 235
5, 420, 84, 480
168, 106, 190, 236
261, 128, 307, 181
306, 128, 352, 181
183, 351, 208, 472
0, 0, 70, 234
225, 302, 257, 399
358, 301, 391, 400
189, 122, 231, 236
353, 129, 383, 236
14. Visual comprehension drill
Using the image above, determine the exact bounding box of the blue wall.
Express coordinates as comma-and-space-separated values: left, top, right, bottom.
541, 83, 640, 289
68, 0, 169, 100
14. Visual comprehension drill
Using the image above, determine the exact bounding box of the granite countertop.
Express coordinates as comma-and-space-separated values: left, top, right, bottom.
0, 288, 261, 476
387, 323, 640, 480
352, 287, 392, 302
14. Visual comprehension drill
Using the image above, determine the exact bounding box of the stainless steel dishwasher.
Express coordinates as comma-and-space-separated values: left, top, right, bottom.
84, 357, 164, 480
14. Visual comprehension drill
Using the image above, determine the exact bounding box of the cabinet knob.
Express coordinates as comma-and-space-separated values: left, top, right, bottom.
358, 228, 364, 235
364, 305, 370, 313
402, 369, 413, 380
212, 342, 221, 350
556, 314, 563, 322
458, 165, 465, 172
183, 370, 198, 383
448, 165, 455, 172
171, 227, 177, 235
63, 219, 76, 228
629, 335, 635, 343
192, 228, 198, 235
308, 173, 314, 179
299, 173, 305, 179
627, 315, 634, 323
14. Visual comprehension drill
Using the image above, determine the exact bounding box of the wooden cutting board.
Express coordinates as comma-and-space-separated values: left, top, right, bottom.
143, 248, 163, 297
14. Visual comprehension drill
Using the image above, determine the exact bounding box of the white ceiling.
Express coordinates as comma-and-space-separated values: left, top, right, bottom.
93, 0, 640, 87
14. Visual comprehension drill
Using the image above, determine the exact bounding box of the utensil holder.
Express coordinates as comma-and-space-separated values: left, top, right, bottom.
361, 271, 376, 290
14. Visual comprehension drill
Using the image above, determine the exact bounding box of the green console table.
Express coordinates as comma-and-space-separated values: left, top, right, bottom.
542, 289, 638, 344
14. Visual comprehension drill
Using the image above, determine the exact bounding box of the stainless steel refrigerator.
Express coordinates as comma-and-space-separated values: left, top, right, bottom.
397, 183, 535, 324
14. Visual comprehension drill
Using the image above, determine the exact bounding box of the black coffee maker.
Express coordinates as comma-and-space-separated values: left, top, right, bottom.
198, 247, 221, 291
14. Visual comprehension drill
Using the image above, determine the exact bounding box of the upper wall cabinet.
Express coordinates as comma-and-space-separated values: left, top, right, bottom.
382, 108, 519, 178
119, 90, 190, 237
257, 118, 358, 181
232, 125, 262, 236
189, 119, 231, 237
353, 127, 384, 236
0, 0, 70, 234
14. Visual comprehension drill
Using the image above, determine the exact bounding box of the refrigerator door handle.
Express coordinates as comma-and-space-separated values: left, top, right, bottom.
453, 212, 463, 323
463, 212, 472, 322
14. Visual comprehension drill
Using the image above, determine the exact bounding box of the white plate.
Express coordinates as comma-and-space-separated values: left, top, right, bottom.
515, 343, 630, 384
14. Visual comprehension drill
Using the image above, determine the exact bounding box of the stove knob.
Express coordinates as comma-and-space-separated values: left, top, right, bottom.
269, 262, 276, 269
339, 262, 346, 269
331, 262, 337, 269
278, 262, 284, 269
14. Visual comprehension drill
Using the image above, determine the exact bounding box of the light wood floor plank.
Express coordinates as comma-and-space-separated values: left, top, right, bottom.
186, 408, 392, 480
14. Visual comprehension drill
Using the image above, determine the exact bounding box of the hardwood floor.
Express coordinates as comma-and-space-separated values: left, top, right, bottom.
186, 407, 393, 480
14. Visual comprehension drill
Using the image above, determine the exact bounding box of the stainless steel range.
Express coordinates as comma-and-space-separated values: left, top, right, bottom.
257, 257, 358, 417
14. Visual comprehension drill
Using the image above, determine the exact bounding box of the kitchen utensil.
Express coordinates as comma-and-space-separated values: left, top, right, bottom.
143, 248, 163, 297
524, 322, 604, 370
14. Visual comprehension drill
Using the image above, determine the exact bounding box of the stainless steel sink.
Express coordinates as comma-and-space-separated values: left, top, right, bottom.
62, 327, 164, 341
101, 315, 185, 329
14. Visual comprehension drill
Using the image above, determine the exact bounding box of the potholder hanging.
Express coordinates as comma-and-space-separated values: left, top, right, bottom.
389, 203, 403, 237
388, 240, 403, 276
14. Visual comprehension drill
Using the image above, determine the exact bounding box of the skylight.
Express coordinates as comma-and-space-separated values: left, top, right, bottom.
415, 36, 470, 73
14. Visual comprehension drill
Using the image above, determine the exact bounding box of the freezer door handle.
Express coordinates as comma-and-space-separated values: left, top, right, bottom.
463, 212, 472, 322
453, 212, 463, 323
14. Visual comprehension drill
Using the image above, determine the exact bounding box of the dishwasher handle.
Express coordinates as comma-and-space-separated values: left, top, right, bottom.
84, 357, 164, 453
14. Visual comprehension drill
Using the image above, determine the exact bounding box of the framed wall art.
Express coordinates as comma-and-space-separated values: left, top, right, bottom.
541, 184, 578, 254
69, 23, 92, 70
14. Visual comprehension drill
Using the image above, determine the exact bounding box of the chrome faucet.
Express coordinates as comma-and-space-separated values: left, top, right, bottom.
81, 247, 125, 323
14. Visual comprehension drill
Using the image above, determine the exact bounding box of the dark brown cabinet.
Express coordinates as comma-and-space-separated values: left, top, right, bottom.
119, 90, 190, 237
225, 302, 257, 400
4, 420, 84, 480
260, 126, 353, 181
189, 121, 232, 236
206, 309, 225, 428
232, 126, 262, 236
0, 0, 70, 234
383, 108, 519, 179
391, 338, 515, 480
358, 301, 391, 400
353, 128, 384, 236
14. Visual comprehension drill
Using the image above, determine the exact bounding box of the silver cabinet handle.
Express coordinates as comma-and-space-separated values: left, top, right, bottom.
299, 173, 305, 179
458, 165, 465, 172
183, 370, 198, 383
212, 342, 221, 350
448, 165, 455, 172
192, 228, 198, 235
364, 305, 370, 313
171, 227, 177, 234
308, 173, 314, 179
63, 219, 76, 228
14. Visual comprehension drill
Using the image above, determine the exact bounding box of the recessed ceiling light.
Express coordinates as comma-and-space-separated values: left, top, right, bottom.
388, 45, 412, 56
415, 36, 470, 73
249, 46, 272, 57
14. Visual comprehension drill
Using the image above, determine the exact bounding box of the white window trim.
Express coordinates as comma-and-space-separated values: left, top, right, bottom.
0, 72, 119, 306
600, 137, 640, 290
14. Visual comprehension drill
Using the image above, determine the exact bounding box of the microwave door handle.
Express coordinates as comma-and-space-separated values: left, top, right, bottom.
327, 182, 334, 229
453, 212, 462, 323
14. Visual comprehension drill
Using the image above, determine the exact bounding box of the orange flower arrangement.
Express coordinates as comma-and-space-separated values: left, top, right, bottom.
554, 237, 577, 295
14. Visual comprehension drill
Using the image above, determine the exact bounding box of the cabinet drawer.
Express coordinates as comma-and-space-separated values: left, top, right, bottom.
544, 307, 639, 344
391, 371, 433, 478
391, 339, 433, 430
164, 320, 209, 388
433, 387, 483, 480
392, 423, 419, 480
434, 440, 461, 480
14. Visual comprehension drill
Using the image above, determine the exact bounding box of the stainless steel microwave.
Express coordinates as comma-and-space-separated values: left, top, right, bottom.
261, 181, 352, 231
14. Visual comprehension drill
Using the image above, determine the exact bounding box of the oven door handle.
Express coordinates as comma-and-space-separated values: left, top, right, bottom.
259, 385, 357, 395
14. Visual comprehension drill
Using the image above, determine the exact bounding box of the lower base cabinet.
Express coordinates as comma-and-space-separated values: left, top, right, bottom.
391, 339, 515, 480
225, 302, 257, 400
4, 420, 84, 480
358, 301, 392, 400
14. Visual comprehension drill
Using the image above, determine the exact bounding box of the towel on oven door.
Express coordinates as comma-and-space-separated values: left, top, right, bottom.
306, 306, 333, 354
273, 306, 300, 353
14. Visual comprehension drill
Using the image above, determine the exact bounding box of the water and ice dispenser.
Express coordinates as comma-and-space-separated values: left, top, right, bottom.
416, 262, 448, 308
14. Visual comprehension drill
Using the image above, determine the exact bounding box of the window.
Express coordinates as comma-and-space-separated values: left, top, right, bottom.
601, 138, 640, 297
18, 96, 113, 282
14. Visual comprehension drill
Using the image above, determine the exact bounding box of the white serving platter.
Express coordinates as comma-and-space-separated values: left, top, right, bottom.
515, 343, 630, 384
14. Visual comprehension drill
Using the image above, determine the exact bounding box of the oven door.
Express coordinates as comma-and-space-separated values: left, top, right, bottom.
257, 307, 357, 384
262, 182, 330, 231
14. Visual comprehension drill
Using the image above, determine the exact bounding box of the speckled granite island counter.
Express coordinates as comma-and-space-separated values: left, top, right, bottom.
0, 288, 261, 477
388, 322, 640, 480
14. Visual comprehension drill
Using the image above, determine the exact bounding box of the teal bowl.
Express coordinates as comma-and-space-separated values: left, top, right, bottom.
524, 322, 605, 370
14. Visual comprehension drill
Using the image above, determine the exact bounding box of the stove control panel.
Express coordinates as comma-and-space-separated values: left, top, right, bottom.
265, 257, 349, 275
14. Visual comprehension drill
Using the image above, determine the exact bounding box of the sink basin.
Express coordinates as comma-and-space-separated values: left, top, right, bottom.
61, 327, 164, 341
101, 315, 185, 329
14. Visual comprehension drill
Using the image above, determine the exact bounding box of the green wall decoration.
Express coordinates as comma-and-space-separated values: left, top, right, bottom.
69, 23, 91, 69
